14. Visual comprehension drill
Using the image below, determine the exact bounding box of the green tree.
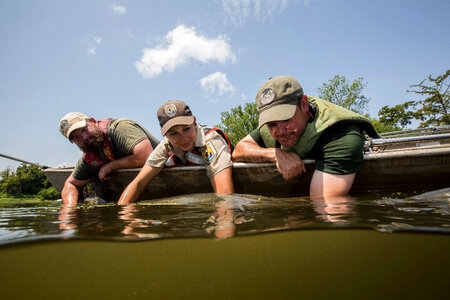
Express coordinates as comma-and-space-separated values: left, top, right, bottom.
0, 164, 58, 199
1, 175, 22, 196
407, 69, 450, 127
368, 117, 402, 134
377, 101, 417, 130
15, 164, 51, 195
0, 168, 12, 181
317, 75, 369, 114
216, 102, 258, 145
38, 186, 61, 200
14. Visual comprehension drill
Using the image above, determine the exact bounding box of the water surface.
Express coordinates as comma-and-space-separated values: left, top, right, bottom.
1, 188, 449, 245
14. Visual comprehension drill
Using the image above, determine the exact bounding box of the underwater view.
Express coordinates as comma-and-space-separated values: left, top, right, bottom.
1, 188, 449, 299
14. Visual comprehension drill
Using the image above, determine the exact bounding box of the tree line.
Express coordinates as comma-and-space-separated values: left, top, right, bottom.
0, 164, 60, 200
217, 69, 449, 145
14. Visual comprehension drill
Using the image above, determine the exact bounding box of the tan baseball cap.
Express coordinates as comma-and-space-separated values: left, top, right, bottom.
157, 100, 195, 136
256, 76, 303, 128
59, 112, 89, 139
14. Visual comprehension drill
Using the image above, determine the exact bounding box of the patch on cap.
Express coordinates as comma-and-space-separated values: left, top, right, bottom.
260, 89, 275, 105
60, 119, 69, 131
164, 104, 177, 117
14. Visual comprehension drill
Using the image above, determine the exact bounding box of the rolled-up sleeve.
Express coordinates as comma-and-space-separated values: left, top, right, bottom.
145, 140, 170, 168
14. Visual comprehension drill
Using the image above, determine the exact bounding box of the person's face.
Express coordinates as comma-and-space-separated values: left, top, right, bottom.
69, 121, 105, 153
266, 104, 309, 148
166, 123, 197, 151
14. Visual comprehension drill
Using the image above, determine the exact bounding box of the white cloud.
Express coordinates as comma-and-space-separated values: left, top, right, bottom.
111, 4, 126, 14
221, 0, 302, 26
200, 72, 236, 96
135, 25, 236, 78
87, 35, 102, 55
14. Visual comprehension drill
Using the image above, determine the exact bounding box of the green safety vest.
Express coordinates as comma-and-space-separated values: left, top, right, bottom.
259, 96, 380, 158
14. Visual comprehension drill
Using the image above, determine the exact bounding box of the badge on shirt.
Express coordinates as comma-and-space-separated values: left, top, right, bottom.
201, 142, 216, 165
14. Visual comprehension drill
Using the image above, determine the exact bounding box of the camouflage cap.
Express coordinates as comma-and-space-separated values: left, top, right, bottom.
59, 112, 90, 139
256, 76, 303, 128
157, 100, 195, 136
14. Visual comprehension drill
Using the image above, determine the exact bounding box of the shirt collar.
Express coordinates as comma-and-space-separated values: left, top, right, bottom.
194, 123, 205, 147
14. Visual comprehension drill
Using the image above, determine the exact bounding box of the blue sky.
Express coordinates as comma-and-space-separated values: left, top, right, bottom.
1, 0, 449, 171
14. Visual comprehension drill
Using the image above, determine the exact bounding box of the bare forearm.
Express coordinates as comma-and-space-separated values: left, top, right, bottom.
62, 175, 90, 206
105, 139, 152, 173
118, 180, 146, 204
233, 136, 306, 181
118, 165, 162, 204
232, 141, 277, 163
106, 155, 145, 172
210, 167, 234, 194
99, 154, 147, 181
61, 183, 80, 206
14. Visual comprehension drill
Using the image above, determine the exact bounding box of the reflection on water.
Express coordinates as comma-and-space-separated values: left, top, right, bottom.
0, 188, 449, 246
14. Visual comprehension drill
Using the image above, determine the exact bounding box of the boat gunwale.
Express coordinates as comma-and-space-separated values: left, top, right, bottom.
43, 146, 450, 174
371, 133, 450, 146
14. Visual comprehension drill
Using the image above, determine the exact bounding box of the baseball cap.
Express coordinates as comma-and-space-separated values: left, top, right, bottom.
256, 76, 303, 128
59, 112, 89, 139
157, 100, 195, 136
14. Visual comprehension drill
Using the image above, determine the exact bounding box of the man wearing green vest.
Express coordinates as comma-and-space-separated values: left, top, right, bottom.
232, 76, 379, 198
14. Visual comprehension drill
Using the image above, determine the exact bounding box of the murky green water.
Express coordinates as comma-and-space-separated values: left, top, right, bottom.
1, 188, 449, 299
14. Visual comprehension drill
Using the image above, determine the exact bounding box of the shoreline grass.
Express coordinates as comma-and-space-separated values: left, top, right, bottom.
0, 196, 53, 204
